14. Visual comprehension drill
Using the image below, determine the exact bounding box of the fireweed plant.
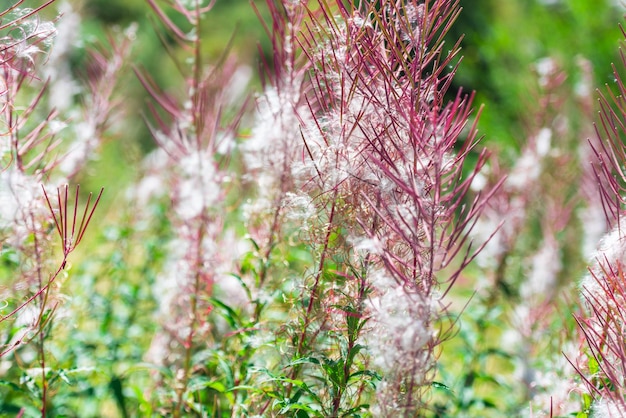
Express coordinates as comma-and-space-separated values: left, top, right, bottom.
3, 0, 626, 416
239, 0, 501, 416
132, 0, 252, 416
0, 1, 131, 416
575, 25, 626, 417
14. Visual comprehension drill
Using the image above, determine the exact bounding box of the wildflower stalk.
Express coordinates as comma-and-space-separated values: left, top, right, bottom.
257, 0, 497, 414
136, 0, 248, 414
246, 0, 310, 291
175, 227, 205, 418
0, 184, 101, 417
575, 24, 626, 414
0, 6, 102, 380
289, 193, 337, 384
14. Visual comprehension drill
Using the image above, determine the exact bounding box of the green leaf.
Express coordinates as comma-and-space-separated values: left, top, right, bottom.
123, 362, 174, 380
48, 369, 74, 386
0, 379, 26, 393
187, 376, 227, 393
109, 376, 128, 418
349, 370, 381, 382
277, 395, 323, 416
346, 344, 365, 366
210, 297, 241, 329
289, 356, 321, 367
340, 404, 371, 417
587, 356, 600, 375
321, 357, 343, 384
432, 381, 453, 393
129, 385, 153, 416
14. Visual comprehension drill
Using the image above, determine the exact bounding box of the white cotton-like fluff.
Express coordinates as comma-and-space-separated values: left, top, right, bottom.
213, 229, 251, 311
579, 225, 626, 393
244, 90, 282, 165
215, 273, 249, 311
535, 57, 558, 88
241, 197, 272, 223
365, 272, 434, 378
506, 150, 542, 190
282, 192, 315, 224
71, 114, 95, 139
174, 151, 220, 221
350, 236, 384, 255
58, 120, 98, 175
589, 226, 626, 268
579, 202, 609, 259
133, 175, 165, 208
0, 9, 56, 75
580, 226, 626, 301
224, 66, 252, 107
152, 226, 218, 325
525, 343, 584, 418
575, 56, 594, 99
0, 169, 47, 247
144, 332, 172, 366
469, 200, 508, 271
521, 237, 561, 300
152, 238, 190, 324
535, 128, 552, 157
470, 171, 488, 192
126, 148, 169, 205
44, 1, 81, 111
591, 398, 626, 418
364, 272, 435, 416
0, 171, 22, 230
243, 85, 302, 174
528, 374, 580, 417
506, 128, 553, 191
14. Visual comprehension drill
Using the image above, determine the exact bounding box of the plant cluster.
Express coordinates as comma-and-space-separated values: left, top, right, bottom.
2, 0, 626, 417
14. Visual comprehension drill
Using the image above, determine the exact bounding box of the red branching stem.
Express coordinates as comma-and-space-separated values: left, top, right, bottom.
42, 185, 103, 257
0, 0, 56, 30
0, 256, 67, 325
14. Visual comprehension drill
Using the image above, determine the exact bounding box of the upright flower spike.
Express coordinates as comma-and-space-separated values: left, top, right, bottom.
134, 1, 250, 415
0, 4, 58, 175
242, 0, 312, 287
261, 0, 497, 415
576, 23, 626, 414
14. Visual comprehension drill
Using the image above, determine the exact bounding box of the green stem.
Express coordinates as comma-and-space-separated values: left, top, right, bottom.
287, 195, 338, 398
